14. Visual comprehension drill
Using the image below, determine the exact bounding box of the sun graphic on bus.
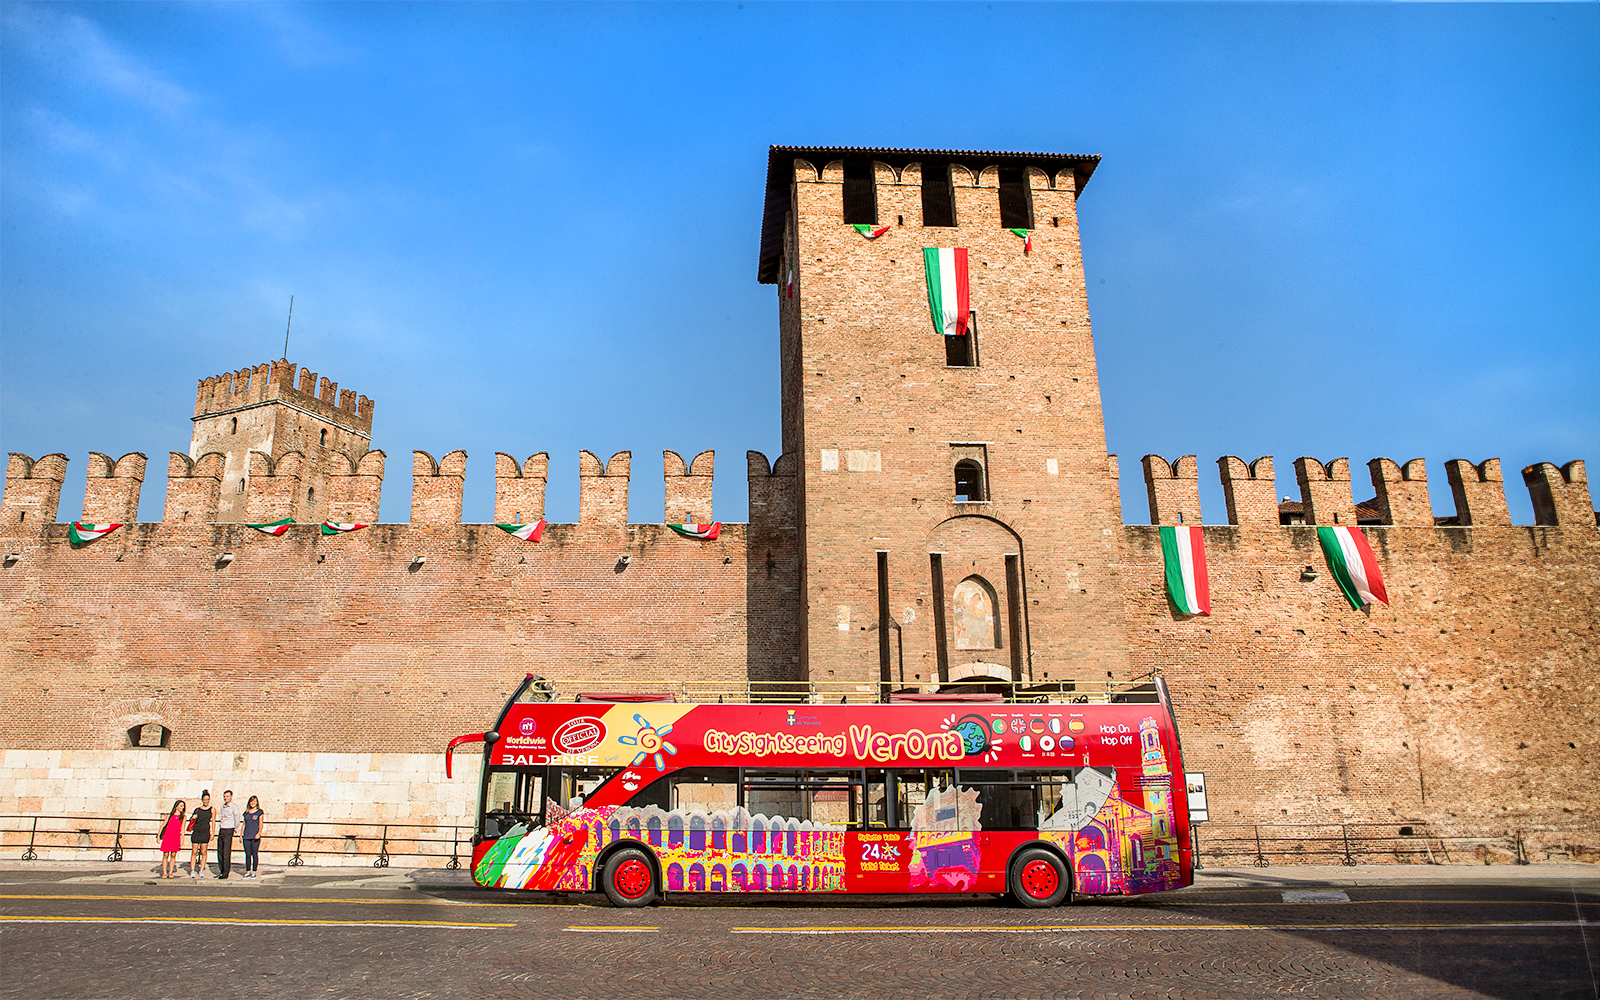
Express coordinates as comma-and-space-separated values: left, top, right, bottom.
618, 714, 678, 772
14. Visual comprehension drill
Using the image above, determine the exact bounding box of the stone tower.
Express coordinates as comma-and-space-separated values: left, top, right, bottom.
757, 146, 1131, 692
190, 360, 374, 523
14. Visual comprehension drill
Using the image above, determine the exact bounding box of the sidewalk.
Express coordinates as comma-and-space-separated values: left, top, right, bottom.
0, 857, 474, 890
2, 858, 1594, 891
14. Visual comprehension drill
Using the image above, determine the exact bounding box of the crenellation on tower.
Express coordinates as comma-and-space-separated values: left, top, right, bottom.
494, 452, 549, 525
578, 450, 631, 527
1141, 454, 1201, 525
1218, 455, 1277, 525
664, 449, 714, 523
327, 450, 385, 523
1367, 457, 1433, 526
2, 453, 69, 531
163, 452, 224, 525
243, 451, 305, 522
81, 452, 147, 524
1293, 456, 1356, 525
411, 449, 467, 526
1445, 458, 1511, 526
1523, 460, 1593, 528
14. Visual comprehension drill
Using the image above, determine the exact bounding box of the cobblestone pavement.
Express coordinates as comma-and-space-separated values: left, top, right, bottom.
1, 863, 1596, 999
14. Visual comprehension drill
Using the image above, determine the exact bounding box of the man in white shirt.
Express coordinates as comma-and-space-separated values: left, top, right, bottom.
215, 790, 240, 880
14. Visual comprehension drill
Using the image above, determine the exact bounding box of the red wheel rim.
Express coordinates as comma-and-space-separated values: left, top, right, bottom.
614, 859, 652, 899
1020, 859, 1059, 899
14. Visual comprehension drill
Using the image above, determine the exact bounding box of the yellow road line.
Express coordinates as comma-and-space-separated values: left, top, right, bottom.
563, 926, 661, 933
0, 914, 510, 929
731, 921, 1584, 934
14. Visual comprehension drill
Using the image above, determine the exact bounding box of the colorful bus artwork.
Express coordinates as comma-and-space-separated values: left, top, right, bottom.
446, 678, 1193, 907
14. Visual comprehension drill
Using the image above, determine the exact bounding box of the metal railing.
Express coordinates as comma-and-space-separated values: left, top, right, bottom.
1189, 822, 1594, 867
0, 814, 469, 869
530, 675, 1163, 705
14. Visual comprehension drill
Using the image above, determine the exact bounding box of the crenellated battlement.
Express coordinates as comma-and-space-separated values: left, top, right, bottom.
664, 449, 715, 523
1142, 452, 1599, 530
193, 359, 374, 432
1, 445, 807, 531
1141, 454, 1199, 526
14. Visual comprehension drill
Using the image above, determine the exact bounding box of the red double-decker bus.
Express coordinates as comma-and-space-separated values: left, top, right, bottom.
446, 678, 1192, 907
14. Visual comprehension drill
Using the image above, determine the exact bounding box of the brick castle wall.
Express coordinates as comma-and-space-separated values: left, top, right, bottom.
3, 148, 1595, 852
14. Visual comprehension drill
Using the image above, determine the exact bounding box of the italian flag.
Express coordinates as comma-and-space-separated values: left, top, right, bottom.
69, 522, 122, 545
321, 521, 368, 535
1159, 526, 1210, 615
1008, 228, 1033, 253
496, 520, 547, 542
785, 260, 794, 300
668, 522, 721, 540
852, 223, 890, 239
247, 518, 294, 536
923, 247, 970, 338
1317, 526, 1389, 610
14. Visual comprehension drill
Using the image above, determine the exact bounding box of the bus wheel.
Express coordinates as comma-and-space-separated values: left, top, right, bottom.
1009, 848, 1070, 908
601, 848, 658, 908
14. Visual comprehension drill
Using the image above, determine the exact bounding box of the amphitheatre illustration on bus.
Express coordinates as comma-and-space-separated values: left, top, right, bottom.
448, 675, 1192, 907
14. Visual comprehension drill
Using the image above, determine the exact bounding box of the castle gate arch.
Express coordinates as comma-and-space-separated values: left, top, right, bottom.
926, 514, 1031, 687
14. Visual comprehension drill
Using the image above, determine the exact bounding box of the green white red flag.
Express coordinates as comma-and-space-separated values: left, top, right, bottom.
1008, 228, 1033, 253
247, 518, 294, 536
668, 522, 721, 540
1159, 525, 1210, 615
69, 522, 122, 544
852, 224, 890, 239
496, 520, 547, 542
785, 260, 794, 300
320, 521, 368, 536
923, 247, 970, 338
1317, 526, 1389, 610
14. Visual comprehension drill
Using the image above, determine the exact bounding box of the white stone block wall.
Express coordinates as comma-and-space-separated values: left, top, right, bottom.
0, 749, 484, 868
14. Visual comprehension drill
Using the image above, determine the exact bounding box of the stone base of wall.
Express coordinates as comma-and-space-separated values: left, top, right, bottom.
1, 749, 483, 868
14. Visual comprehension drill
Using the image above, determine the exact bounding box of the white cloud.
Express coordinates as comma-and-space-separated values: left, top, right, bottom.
6, 6, 193, 117
6, 7, 346, 241
242, 4, 360, 68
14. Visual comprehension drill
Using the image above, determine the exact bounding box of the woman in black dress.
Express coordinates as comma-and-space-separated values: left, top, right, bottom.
188, 790, 214, 878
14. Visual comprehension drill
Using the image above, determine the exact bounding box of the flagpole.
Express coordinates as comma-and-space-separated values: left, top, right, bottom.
282, 295, 294, 360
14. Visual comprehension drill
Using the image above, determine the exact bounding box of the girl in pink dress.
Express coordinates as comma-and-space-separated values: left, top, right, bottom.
159, 800, 186, 879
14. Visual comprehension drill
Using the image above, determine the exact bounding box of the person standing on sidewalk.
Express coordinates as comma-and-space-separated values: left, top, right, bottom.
240, 796, 264, 879
215, 790, 240, 880
188, 791, 213, 878
159, 800, 186, 879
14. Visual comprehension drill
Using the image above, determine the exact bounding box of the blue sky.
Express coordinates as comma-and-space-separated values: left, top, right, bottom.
2, 2, 1596, 526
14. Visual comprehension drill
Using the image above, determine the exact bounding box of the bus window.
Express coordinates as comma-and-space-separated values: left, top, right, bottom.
672, 768, 738, 810
863, 769, 889, 830
890, 769, 956, 829
956, 770, 1078, 830
804, 771, 856, 827
742, 770, 879, 828
625, 768, 739, 811
482, 768, 542, 839
551, 766, 619, 811
743, 770, 805, 820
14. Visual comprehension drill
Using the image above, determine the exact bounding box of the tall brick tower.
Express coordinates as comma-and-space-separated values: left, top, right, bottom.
757, 146, 1131, 692
190, 360, 374, 523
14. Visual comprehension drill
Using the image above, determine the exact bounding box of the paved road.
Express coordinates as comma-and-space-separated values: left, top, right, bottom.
2, 864, 1596, 999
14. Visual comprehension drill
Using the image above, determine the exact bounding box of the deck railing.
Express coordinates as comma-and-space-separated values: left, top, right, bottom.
530, 675, 1163, 705
0, 814, 468, 869
1189, 822, 1593, 867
